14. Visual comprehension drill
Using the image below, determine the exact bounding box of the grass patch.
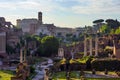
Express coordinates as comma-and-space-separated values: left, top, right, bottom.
28, 72, 37, 80
60, 56, 93, 64
85, 78, 120, 80
0, 70, 14, 80
85, 71, 117, 76
52, 71, 80, 79
35, 57, 48, 62
60, 58, 86, 64
52, 71, 120, 80
52, 78, 120, 80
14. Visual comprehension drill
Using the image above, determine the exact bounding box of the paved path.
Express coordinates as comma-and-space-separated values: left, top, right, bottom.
84, 71, 119, 78
32, 58, 53, 80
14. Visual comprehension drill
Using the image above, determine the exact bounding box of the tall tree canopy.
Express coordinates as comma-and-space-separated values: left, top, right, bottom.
93, 19, 104, 24
100, 24, 110, 34
105, 19, 120, 29
115, 27, 120, 34
41, 36, 59, 57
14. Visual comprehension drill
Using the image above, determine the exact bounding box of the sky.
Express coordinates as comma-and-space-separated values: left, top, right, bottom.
0, 0, 120, 28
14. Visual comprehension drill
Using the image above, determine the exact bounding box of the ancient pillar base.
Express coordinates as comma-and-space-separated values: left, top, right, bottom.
83, 54, 87, 57
95, 54, 98, 57
89, 54, 92, 56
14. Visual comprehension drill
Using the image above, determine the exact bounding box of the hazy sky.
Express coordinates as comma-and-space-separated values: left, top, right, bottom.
0, 0, 120, 28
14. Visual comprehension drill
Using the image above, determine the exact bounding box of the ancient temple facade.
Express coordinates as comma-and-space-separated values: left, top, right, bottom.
84, 34, 98, 57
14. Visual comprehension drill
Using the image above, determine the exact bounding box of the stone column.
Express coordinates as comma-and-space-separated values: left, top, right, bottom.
44, 69, 49, 80
95, 34, 98, 56
20, 48, 23, 63
60, 48, 64, 58
24, 40, 27, 61
58, 48, 64, 58
61, 48, 64, 58
71, 50, 74, 59
113, 40, 116, 56
89, 38, 92, 56
24, 48, 26, 62
84, 34, 87, 56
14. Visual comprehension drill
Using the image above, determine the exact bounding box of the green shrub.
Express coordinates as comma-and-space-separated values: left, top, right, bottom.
30, 66, 35, 73
115, 71, 120, 77
91, 59, 120, 71
53, 58, 61, 63
85, 56, 94, 70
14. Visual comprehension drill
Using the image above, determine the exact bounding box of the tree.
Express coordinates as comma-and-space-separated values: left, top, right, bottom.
72, 35, 78, 41
93, 19, 104, 24
41, 36, 59, 57
93, 19, 104, 33
66, 33, 72, 42
115, 27, 120, 34
106, 19, 120, 29
100, 24, 110, 34
6, 44, 15, 54
110, 29, 115, 34
25, 34, 41, 55
78, 33, 84, 41
19, 36, 25, 47
39, 32, 47, 38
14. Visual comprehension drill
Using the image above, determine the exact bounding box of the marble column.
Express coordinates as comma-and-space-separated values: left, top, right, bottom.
24, 47, 26, 62
84, 34, 87, 56
95, 34, 98, 56
89, 38, 92, 56
58, 48, 64, 58
61, 48, 64, 58
20, 48, 23, 63
113, 40, 116, 56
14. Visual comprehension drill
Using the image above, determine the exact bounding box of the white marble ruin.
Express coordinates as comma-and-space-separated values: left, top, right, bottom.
89, 37, 92, 56
20, 48, 23, 63
84, 34, 98, 57
71, 50, 75, 59
95, 34, 98, 56
58, 48, 64, 58
20, 47, 26, 63
113, 40, 116, 55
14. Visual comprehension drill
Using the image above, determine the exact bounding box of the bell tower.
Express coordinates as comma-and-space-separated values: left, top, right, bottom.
38, 12, 42, 24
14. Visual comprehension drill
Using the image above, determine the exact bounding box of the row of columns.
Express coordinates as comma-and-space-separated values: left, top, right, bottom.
20, 47, 26, 63
58, 34, 99, 58
84, 34, 98, 56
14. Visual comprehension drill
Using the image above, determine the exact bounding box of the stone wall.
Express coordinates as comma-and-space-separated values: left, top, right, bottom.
0, 32, 6, 53
115, 49, 120, 59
